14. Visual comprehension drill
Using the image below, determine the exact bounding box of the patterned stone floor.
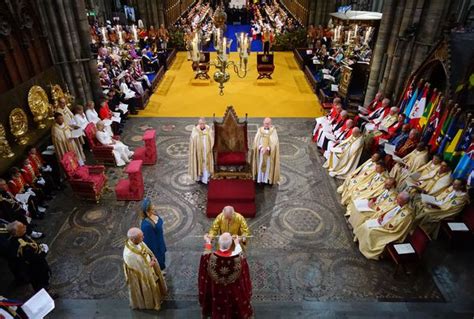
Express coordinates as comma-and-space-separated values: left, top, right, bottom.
2, 117, 473, 310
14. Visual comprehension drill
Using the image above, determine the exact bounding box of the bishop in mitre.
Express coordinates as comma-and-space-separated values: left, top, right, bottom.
123, 227, 167, 311
251, 117, 280, 185
390, 142, 429, 184
51, 113, 86, 164
354, 192, 413, 260
324, 127, 364, 179
414, 179, 469, 238
347, 177, 397, 230
188, 118, 214, 184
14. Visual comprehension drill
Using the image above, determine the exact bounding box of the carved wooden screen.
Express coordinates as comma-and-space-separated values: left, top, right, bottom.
165, 0, 196, 26
279, 0, 309, 26
0, 0, 52, 94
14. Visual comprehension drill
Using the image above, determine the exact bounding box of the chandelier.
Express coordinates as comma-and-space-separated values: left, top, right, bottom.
210, 30, 252, 95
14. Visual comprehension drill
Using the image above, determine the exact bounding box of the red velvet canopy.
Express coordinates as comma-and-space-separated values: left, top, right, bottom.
198, 252, 253, 319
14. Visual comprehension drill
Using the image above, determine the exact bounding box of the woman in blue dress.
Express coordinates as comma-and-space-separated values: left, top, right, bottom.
140, 198, 167, 272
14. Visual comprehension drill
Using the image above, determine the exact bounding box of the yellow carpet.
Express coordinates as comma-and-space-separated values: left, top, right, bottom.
137, 52, 323, 118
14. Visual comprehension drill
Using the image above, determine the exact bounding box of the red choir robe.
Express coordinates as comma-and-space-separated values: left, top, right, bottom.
354, 98, 383, 123
313, 107, 340, 142
8, 175, 28, 195
198, 251, 253, 319
28, 153, 44, 175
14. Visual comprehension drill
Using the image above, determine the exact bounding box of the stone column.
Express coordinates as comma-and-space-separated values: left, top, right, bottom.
308, 0, 316, 26
379, 0, 406, 97
364, 0, 397, 104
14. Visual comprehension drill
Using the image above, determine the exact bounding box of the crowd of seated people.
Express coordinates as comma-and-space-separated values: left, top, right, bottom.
314, 93, 472, 260
90, 21, 172, 114
249, 1, 298, 43
306, 23, 373, 98
0, 145, 65, 297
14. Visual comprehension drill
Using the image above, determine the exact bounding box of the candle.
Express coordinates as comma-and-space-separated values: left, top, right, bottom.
354, 24, 358, 38
102, 27, 108, 44
364, 26, 372, 45
132, 25, 138, 42
222, 38, 227, 60
118, 26, 124, 45
346, 30, 351, 44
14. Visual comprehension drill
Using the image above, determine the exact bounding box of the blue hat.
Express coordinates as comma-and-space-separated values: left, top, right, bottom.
142, 198, 151, 213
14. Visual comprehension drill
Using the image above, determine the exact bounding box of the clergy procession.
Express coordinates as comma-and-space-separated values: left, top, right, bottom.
1, 0, 474, 318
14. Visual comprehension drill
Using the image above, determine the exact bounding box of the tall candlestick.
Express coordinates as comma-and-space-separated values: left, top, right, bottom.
222, 38, 227, 60
118, 26, 124, 45
132, 25, 138, 42
102, 27, 108, 44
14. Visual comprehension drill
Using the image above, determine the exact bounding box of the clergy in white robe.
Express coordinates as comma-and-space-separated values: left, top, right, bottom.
337, 152, 382, 197
323, 127, 364, 179
51, 112, 86, 164
313, 98, 342, 140
56, 98, 85, 162
390, 142, 429, 184
251, 118, 281, 185
347, 177, 398, 230
96, 121, 134, 166
355, 192, 413, 260
341, 162, 389, 207
123, 227, 167, 310
411, 161, 453, 197
188, 118, 214, 184
414, 179, 469, 238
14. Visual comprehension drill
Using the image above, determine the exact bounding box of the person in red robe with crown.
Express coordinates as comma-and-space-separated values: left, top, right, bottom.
198, 232, 253, 319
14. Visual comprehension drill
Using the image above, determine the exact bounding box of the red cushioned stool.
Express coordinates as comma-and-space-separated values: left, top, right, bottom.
133, 129, 157, 165
115, 160, 144, 201
207, 179, 256, 218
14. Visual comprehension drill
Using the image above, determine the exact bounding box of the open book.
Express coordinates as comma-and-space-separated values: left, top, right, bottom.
358, 106, 368, 114
365, 219, 380, 229
332, 146, 343, 153
353, 199, 374, 212
331, 84, 339, 92
384, 143, 396, 155
70, 128, 83, 138
421, 194, 442, 207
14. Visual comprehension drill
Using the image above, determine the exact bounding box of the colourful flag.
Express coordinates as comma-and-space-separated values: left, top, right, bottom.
422, 96, 443, 144
428, 103, 452, 152
453, 142, 474, 179
403, 85, 420, 118
408, 84, 430, 129
399, 82, 413, 113
419, 90, 439, 128
455, 120, 474, 152
437, 110, 461, 156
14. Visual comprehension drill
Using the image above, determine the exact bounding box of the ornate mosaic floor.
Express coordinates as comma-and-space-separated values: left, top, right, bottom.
5, 118, 447, 303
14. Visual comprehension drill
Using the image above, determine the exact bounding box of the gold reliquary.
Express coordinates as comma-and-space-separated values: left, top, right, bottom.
28, 85, 52, 128
9, 108, 29, 145
0, 123, 14, 158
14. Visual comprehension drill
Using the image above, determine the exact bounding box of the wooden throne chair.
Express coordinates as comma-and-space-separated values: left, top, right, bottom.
212, 106, 251, 179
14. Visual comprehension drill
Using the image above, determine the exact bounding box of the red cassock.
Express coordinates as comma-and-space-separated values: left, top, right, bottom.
28, 153, 43, 175
198, 252, 253, 319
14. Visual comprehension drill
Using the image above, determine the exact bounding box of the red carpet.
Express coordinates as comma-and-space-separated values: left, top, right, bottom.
207, 179, 256, 218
